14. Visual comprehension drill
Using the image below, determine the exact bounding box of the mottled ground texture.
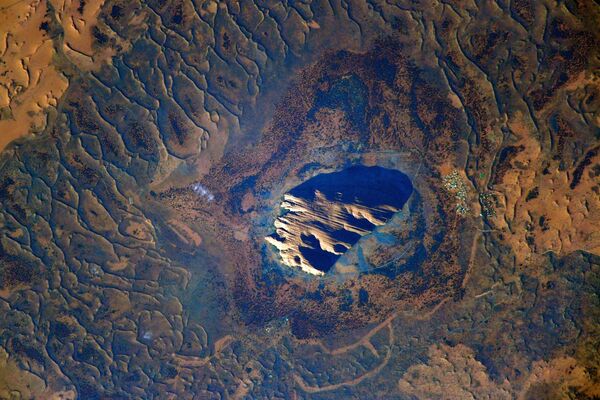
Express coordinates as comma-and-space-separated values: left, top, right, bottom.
0, 0, 600, 398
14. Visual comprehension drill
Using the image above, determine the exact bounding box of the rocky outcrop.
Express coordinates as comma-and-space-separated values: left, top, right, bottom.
266, 166, 413, 275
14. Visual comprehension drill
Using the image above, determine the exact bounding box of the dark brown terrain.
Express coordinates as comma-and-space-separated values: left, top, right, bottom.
0, 0, 600, 398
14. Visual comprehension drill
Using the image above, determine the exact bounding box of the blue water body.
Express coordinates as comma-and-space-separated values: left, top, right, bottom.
290, 165, 413, 208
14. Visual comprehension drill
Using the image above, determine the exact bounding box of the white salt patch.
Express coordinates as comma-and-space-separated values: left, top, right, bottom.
191, 183, 214, 201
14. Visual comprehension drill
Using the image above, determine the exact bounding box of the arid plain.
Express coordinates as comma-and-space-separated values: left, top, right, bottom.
0, 0, 600, 399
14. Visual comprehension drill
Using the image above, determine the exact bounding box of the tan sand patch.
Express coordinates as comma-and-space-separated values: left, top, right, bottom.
0, 0, 68, 152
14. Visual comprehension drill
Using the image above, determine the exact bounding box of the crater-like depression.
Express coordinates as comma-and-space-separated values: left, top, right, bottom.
266, 165, 413, 275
